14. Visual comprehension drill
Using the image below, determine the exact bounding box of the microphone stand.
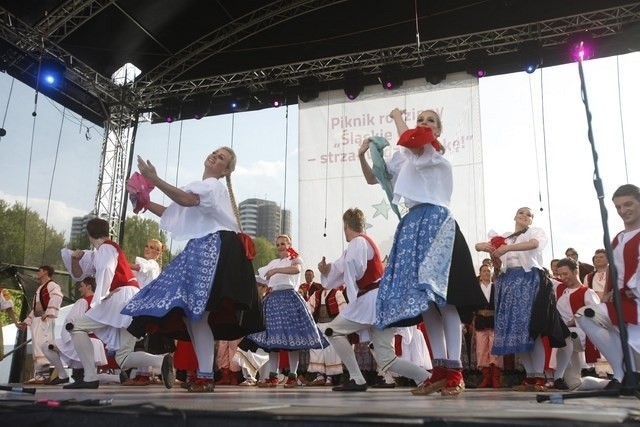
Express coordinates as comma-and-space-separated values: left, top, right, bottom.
537, 58, 639, 403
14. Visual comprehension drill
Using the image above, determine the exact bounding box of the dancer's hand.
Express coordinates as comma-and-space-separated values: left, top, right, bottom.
137, 156, 159, 182
358, 139, 370, 157
318, 256, 330, 275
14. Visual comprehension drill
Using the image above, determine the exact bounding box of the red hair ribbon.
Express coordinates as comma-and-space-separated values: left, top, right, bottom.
287, 247, 299, 260
397, 127, 442, 152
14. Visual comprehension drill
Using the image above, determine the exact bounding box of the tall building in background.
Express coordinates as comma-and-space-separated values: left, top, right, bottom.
239, 198, 291, 243
69, 213, 96, 243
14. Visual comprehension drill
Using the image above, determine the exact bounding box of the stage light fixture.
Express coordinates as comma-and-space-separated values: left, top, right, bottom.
39, 57, 66, 88
230, 88, 251, 111
266, 82, 286, 108
465, 49, 488, 78
518, 40, 542, 74
183, 93, 212, 120
298, 76, 320, 103
423, 61, 447, 85
379, 64, 403, 90
343, 70, 364, 100
568, 32, 594, 62
157, 97, 180, 123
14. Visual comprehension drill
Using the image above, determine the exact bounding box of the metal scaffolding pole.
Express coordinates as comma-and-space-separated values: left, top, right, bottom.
93, 104, 139, 242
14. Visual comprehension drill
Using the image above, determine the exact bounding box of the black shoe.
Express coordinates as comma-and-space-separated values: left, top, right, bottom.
581, 367, 598, 378
161, 353, 175, 389
63, 380, 99, 390
45, 376, 70, 386
604, 379, 620, 391
553, 378, 569, 390
372, 379, 396, 389
119, 370, 129, 384
332, 379, 368, 392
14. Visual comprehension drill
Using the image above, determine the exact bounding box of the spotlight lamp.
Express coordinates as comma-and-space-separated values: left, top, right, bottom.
568, 32, 594, 62
39, 57, 66, 88
466, 49, 488, 78
298, 76, 320, 103
518, 40, 543, 74
266, 82, 286, 108
379, 64, 403, 90
424, 61, 447, 85
230, 88, 251, 111
343, 70, 364, 100
156, 97, 181, 123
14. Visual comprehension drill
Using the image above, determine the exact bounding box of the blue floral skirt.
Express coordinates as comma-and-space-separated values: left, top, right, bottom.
122, 233, 221, 321
492, 267, 540, 355
123, 231, 264, 341
375, 203, 455, 329
247, 289, 327, 350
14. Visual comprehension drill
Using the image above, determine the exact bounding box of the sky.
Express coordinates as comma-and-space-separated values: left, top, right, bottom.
0, 51, 639, 267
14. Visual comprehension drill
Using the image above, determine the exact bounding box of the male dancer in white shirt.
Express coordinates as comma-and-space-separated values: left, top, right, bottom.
318, 208, 430, 392
577, 184, 640, 390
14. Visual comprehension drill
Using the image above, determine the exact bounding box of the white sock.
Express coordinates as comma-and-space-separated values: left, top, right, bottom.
330, 335, 366, 385
71, 332, 98, 382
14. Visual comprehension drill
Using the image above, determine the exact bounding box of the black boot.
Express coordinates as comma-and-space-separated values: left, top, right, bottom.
71, 368, 84, 382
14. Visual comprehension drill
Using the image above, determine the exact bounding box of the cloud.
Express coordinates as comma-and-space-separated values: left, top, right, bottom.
0, 191, 89, 241
234, 160, 285, 177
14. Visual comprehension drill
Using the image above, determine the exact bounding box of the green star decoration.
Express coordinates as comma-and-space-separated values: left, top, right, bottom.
372, 198, 391, 219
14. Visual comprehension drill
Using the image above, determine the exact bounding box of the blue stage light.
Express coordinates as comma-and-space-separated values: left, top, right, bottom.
39, 58, 66, 88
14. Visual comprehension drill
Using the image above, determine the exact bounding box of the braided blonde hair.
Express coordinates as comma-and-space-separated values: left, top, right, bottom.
219, 146, 243, 230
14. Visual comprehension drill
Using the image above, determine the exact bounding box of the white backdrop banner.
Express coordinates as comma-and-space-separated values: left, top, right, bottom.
298, 74, 485, 276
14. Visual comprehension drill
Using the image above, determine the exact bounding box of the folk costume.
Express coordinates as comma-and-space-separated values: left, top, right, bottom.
473, 278, 503, 388
41, 293, 108, 385
374, 129, 479, 396
122, 178, 264, 392
248, 251, 327, 388
64, 240, 172, 390
490, 226, 552, 391
322, 233, 431, 392
554, 282, 600, 389
306, 287, 347, 384
24, 277, 63, 383
577, 228, 640, 385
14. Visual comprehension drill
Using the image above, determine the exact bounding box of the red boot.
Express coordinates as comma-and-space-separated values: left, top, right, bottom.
441, 368, 465, 396
491, 364, 502, 388
411, 366, 447, 395
215, 368, 232, 385
477, 367, 492, 388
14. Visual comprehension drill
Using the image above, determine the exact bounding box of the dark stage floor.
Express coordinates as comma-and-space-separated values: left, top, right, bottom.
1, 383, 640, 426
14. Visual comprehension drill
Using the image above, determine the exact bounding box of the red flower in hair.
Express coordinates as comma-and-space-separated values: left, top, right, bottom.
287, 247, 299, 260
490, 236, 507, 249
397, 127, 442, 152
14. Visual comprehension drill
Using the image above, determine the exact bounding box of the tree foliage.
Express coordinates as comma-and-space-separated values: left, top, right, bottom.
252, 236, 277, 274
0, 200, 66, 269
121, 215, 173, 267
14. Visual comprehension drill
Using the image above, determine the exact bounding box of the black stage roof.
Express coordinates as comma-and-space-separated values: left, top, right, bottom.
1, 0, 639, 125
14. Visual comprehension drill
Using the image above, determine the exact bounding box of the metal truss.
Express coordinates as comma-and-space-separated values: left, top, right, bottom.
93, 104, 138, 240
0, 5, 122, 104
136, 2, 640, 104
138, 0, 347, 87
3, 1, 640, 240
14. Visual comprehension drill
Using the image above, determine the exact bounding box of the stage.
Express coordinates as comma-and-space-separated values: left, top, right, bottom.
1, 384, 639, 426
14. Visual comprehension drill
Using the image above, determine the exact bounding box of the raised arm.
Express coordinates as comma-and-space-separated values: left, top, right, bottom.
358, 139, 378, 185
390, 108, 409, 137
137, 155, 199, 209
